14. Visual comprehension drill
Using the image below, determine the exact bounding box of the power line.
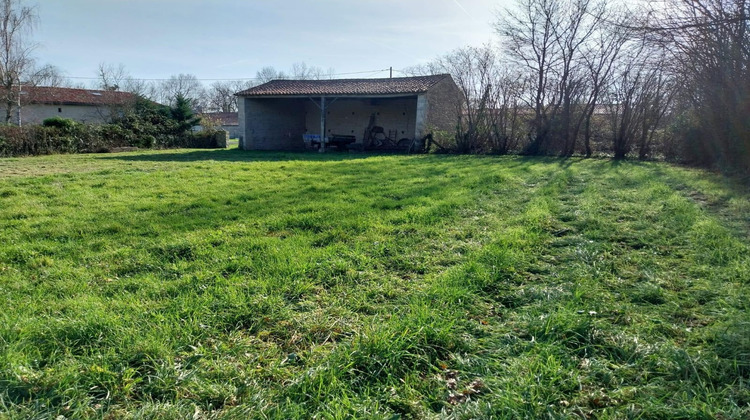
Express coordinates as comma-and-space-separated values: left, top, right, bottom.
66, 76, 258, 81
63, 68, 395, 82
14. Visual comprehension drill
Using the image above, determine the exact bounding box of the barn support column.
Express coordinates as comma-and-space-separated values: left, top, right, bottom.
319, 96, 326, 153
415, 94, 428, 139
309, 96, 337, 152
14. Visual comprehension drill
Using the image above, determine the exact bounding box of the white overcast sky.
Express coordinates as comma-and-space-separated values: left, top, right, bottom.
34, 0, 511, 83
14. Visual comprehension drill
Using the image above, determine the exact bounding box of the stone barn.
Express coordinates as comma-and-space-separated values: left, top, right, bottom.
235, 74, 461, 151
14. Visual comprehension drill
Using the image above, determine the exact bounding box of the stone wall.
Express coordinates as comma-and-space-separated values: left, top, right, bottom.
303, 97, 418, 144
423, 77, 463, 134
240, 98, 307, 150
219, 124, 240, 139
238, 98, 246, 148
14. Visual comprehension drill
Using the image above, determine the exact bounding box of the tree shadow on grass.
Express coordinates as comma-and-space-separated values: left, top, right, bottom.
556, 156, 586, 169
93, 150, 541, 178
94, 148, 378, 163
96, 149, 643, 181
95, 148, 579, 165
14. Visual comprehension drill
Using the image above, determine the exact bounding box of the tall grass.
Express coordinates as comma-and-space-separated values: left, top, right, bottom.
0, 149, 748, 418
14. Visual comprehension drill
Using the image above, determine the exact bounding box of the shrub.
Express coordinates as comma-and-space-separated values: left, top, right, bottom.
0, 124, 135, 157
42, 117, 77, 130
1, 94, 222, 157
179, 130, 227, 149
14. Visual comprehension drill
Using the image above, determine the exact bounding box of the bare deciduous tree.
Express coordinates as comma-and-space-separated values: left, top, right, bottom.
255, 66, 287, 84
496, 0, 562, 154
435, 46, 498, 152
157, 73, 205, 109
255, 63, 334, 84
0, 0, 36, 124
205, 80, 254, 113
97, 62, 128, 91
291, 62, 332, 80
95, 62, 152, 97
496, 0, 618, 156
401, 62, 445, 77
579, 11, 629, 156
27, 63, 68, 87
604, 45, 674, 160
487, 67, 525, 154
410, 45, 526, 154
641, 0, 750, 169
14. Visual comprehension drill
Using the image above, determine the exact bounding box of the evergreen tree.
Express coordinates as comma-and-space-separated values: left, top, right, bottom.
170, 94, 200, 134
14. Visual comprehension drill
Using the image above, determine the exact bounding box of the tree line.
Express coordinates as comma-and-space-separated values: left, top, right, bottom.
88, 62, 335, 113
408, 0, 749, 172
7, 59, 332, 116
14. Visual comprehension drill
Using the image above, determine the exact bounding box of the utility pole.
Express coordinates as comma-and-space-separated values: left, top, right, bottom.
16, 82, 21, 127
389, 67, 392, 78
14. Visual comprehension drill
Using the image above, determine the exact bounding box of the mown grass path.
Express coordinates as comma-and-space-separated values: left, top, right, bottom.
0, 149, 748, 418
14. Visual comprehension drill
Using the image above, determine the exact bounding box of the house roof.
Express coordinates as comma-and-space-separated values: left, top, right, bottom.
236, 74, 452, 97
198, 112, 238, 126
19, 86, 138, 106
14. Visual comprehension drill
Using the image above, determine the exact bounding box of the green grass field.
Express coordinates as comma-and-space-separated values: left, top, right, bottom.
0, 149, 748, 419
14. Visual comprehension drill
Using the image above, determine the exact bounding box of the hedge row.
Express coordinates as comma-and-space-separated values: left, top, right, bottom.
0, 123, 225, 158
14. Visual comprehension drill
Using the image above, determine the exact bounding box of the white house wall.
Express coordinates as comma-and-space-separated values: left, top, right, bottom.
18, 104, 112, 125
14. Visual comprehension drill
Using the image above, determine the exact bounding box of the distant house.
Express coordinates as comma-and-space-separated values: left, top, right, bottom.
196, 112, 240, 139
13, 86, 138, 125
234, 74, 462, 150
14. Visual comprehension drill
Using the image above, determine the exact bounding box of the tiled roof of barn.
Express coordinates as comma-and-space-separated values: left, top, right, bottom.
235, 74, 452, 97
19, 86, 137, 106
